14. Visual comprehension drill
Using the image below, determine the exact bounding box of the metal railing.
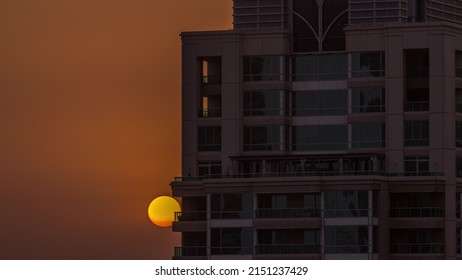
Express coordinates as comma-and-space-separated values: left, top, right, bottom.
198, 108, 222, 118
404, 101, 429, 112
174, 246, 207, 257
256, 208, 320, 218
172, 171, 444, 182
210, 247, 253, 255
324, 245, 369, 254
210, 211, 253, 219
255, 244, 320, 254
351, 104, 385, 113
174, 211, 207, 222
390, 243, 443, 254
324, 209, 369, 218
390, 207, 443, 218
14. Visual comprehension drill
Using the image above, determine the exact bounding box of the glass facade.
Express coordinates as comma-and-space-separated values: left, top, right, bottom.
198, 126, 221, 151
292, 54, 347, 81
292, 125, 348, 151
211, 228, 253, 255
324, 191, 370, 217
244, 126, 282, 151
351, 123, 385, 148
404, 120, 429, 146
325, 226, 369, 254
351, 87, 385, 113
256, 193, 321, 218
198, 161, 221, 177
211, 193, 253, 219
256, 229, 321, 254
404, 156, 429, 176
292, 90, 347, 116
351, 52, 386, 78
244, 91, 286, 116
457, 122, 462, 147
243, 56, 287, 81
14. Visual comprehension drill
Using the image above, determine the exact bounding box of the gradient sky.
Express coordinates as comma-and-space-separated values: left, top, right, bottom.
0, 0, 231, 259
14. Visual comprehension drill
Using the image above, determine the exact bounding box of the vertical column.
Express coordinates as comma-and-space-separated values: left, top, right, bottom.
385, 33, 404, 174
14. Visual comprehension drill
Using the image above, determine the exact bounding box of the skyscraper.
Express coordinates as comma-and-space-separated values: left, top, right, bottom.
171, 0, 462, 260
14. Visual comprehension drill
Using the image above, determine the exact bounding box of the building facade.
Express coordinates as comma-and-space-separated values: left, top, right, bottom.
171, 0, 462, 259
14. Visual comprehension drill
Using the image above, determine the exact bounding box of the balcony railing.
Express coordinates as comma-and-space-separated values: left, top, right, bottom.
174, 211, 206, 222
174, 246, 207, 257
202, 75, 221, 85
324, 245, 369, 254
172, 171, 444, 182
210, 211, 253, 219
390, 207, 443, 218
390, 243, 443, 254
404, 101, 429, 112
324, 209, 369, 218
210, 247, 253, 255
256, 208, 320, 218
256, 244, 320, 254
198, 108, 222, 118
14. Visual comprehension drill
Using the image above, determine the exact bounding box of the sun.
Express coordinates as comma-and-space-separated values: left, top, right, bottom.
148, 196, 181, 227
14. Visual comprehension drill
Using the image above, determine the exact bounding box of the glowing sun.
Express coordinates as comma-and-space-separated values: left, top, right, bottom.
148, 196, 181, 227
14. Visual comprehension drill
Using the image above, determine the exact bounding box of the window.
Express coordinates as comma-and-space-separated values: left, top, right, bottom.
351, 87, 385, 113
404, 156, 429, 176
405, 88, 429, 112
457, 193, 461, 219
244, 126, 282, 151
243, 56, 286, 81
200, 57, 221, 84
456, 51, 462, 78
256, 193, 320, 218
244, 91, 284, 116
404, 120, 429, 146
457, 157, 462, 178
292, 125, 348, 151
324, 191, 369, 217
211, 193, 253, 219
256, 229, 320, 254
325, 226, 369, 254
198, 126, 221, 151
351, 52, 385, 78
198, 161, 221, 177
456, 89, 462, 113
457, 122, 462, 147
351, 123, 385, 148
292, 54, 347, 81
292, 90, 347, 116
211, 228, 253, 255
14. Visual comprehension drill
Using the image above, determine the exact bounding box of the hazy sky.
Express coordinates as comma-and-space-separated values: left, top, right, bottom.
0, 0, 231, 259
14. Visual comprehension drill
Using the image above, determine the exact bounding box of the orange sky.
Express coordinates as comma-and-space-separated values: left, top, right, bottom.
0, 0, 231, 259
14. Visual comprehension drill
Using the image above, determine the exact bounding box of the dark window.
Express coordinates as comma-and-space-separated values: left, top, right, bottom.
198, 126, 221, 151
292, 0, 319, 52
322, 0, 347, 51
405, 88, 429, 112
292, 90, 347, 116
404, 120, 429, 146
292, 54, 347, 81
243, 56, 286, 81
457, 122, 462, 147
325, 226, 369, 254
324, 191, 369, 217
406, 49, 429, 78
244, 91, 283, 116
292, 125, 348, 151
456, 89, 462, 113
198, 161, 221, 177
211, 228, 253, 255
456, 193, 461, 219
351, 123, 385, 148
457, 51, 462, 78
351, 87, 385, 113
457, 157, 462, 178
351, 52, 385, 78
244, 126, 282, 151
211, 193, 253, 219
404, 156, 429, 176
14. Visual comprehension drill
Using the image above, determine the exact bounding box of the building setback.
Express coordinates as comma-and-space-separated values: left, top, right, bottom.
171, 0, 462, 260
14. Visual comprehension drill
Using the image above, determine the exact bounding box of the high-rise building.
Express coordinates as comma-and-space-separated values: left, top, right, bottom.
171, 0, 462, 260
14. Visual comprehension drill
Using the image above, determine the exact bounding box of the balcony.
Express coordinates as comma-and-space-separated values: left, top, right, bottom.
256, 208, 320, 219
404, 101, 429, 112
174, 246, 206, 257
390, 207, 443, 218
211, 247, 253, 255
202, 75, 221, 85
390, 243, 443, 254
324, 245, 369, 254
210, 211, 253, 219
324, 209, 369, 218
174, 211, 206, 222
198, 108, 222, 118
255, 244, 320, 255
